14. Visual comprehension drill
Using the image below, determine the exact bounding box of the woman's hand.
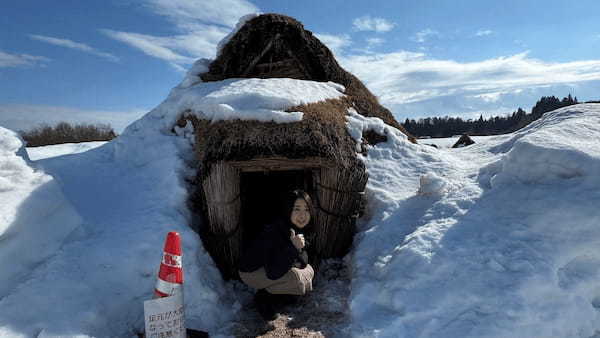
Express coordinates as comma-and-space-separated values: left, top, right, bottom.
290, 229, 305, 250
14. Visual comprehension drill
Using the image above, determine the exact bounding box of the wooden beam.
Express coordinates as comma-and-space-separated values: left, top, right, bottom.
228, 157, 334, 172
286, 47, 311, 79
242, 33, 280, 77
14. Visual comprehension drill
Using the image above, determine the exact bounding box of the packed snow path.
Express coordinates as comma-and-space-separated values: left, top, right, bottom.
230, 260, 351, 337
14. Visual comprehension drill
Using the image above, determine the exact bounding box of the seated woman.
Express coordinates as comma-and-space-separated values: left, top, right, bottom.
238, 189, 315, 320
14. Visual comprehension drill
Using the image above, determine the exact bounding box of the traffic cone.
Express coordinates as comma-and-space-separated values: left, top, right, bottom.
154, 232, 184, 298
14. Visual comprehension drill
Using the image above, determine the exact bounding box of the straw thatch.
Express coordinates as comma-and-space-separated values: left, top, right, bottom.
180, 13, 409, 279
201, 13, 411, 137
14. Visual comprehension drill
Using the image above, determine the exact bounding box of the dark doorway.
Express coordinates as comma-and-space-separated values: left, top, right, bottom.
240, 169, 314, 246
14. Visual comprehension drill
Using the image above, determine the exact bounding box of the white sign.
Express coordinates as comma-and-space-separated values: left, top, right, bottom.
144, 293, 186, 338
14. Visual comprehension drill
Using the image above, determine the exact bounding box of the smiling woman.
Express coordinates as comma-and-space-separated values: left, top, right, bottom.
238, 190, 316, 320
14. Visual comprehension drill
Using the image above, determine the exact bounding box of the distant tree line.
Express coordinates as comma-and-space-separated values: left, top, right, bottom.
20, 122, 117, 147
403, 94, 580, 138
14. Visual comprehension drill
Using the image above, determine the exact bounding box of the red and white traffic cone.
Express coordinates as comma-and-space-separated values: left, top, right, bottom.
154, 231, 184, 298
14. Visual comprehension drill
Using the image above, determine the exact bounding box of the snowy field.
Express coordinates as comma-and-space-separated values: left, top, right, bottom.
1, 68, 600, 337
26, 141, 107, 161
419, 135, 496, 148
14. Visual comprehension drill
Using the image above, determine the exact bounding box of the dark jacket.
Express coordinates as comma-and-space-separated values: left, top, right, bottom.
238, 219, 309, 280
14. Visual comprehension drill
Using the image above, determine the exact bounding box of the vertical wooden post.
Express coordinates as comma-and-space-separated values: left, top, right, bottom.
202, 162, 242, 278
313, 166, 368, 258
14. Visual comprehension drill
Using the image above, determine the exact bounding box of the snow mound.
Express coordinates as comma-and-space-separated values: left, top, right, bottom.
350, 104, 600, 337
346, 108, 406, 152
178, 58, 211, 89
0, 127, 82, 297
140, 77, 346, 132
484, 103, 600, 186
417, 172, 449, 196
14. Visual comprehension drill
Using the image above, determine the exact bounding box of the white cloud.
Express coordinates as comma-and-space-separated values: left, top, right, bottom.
29, 34, 119, 62
314, 33, 352, 55
411, 29, 439, 43
0, 104, 147, 133
336, 50, 600, 117
145, 0, 259, 28
352, 16, 395, 33
102, 25, 228, 71
366, 37, 385, 47
475, 29, 493, 37
101, 29, 195, 64
0, 50, 49, 68
105, 0, 259, 71
472, 92, 502, 102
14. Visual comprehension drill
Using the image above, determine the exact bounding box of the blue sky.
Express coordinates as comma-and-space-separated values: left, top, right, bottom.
2, 0, 600, 132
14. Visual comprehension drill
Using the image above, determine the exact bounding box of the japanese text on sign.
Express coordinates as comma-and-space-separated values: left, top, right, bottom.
144, 293, 186, 338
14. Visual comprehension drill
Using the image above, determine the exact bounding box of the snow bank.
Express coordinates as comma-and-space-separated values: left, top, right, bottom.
484, 104, 600, 186
345, 108, 404, 152
0, 127, 82, 298
350, 104, 600, 337
177, 58, 211, 89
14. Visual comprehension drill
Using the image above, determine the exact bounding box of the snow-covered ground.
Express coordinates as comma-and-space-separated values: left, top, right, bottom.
26, 141, 107, 161
351, 104, 600, 337
0, 128, 82, 300
420, 135, 493, 148
1, 70, 600, 337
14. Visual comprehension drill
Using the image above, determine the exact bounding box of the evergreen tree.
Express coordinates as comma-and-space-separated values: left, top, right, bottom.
402, 94, 580, 138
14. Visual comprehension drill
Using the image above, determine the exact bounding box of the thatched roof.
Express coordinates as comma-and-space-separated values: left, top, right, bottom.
200, 13, 410, 136
181, 96, 364, 179
177, 13, 418, 179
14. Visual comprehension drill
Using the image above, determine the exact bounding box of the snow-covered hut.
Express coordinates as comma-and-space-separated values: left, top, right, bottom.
181, 13, 412, 279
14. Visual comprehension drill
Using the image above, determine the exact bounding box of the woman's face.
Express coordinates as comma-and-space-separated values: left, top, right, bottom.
290, 198, 311, 228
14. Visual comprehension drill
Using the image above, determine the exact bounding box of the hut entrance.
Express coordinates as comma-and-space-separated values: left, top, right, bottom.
240, 169, 314, 247
200, 158, 368, 280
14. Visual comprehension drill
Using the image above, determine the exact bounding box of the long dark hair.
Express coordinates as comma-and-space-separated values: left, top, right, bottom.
282, 189, 315, 231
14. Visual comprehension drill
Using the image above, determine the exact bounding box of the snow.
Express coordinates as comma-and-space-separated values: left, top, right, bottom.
421, 135, 492, 148
416, 172, 450, 196
350, 103, 600, 337
0, 127, 82, 300
146, 77, 345, 130
26, 141, 107, 161
346, 108, 403, 152
0, 115, 235, 336
177, 58, 211, 90
2, 63, 600, 337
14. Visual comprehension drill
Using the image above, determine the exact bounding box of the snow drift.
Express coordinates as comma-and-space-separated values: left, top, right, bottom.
0, 127, 82, 298
351, 104, 600, 337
